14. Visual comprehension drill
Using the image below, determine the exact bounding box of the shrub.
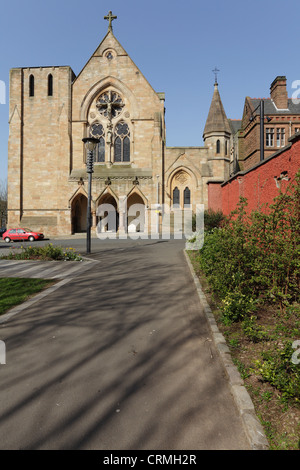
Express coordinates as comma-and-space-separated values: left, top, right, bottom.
1, 243, 82, 261
192, 208, 226, 232
198, 172, 300, 312
204, 208, 226, 231
242, 315, 269, 342
221, 289, 257, 324
254, 341, 300, 401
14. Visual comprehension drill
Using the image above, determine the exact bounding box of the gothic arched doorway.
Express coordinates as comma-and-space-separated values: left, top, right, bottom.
126, 192, 146, 232
71, 193, 87, 233
97, 193, 119, 232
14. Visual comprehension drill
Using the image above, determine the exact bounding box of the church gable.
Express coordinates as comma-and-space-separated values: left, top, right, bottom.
72, 30, 163, 121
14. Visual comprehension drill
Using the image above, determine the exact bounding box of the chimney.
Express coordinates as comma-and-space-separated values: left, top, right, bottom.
270, 76, 288, 109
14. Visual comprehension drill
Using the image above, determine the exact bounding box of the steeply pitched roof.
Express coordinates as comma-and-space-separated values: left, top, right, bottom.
228, 119, 242, 134
203, 83, 231, 136
250, 98, 300, 115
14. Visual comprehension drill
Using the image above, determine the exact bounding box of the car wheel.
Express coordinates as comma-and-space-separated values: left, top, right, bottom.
28, 236, 35, 242
4, 237, 11, 243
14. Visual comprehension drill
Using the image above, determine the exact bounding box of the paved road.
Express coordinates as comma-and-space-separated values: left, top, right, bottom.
0, 239, 251, 450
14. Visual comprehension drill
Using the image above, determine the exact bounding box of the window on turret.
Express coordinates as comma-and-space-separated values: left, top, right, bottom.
29, 75, 34, 97
225, 140, 228, 155
48, 74, 53, 96
216, 140, 220, 154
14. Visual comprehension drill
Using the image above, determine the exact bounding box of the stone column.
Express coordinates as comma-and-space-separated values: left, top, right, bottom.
92, 211, 97, 228
118, 196, 127, 235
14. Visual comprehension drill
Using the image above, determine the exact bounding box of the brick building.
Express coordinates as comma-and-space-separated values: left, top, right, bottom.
238, 76, 300, 171
7, 12, 232, 236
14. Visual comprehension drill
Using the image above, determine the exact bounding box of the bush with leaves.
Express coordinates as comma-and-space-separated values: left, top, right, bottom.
253, 341, 300, 402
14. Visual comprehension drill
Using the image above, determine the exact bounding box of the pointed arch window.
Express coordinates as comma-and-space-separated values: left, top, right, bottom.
48, 74, 53, 96
29, 74, 34, 97
114, 121, 130, 162
184, 187, 191, 206
173, 187, 180, 206
90, 123, 105, 163
216, 140, 221, 154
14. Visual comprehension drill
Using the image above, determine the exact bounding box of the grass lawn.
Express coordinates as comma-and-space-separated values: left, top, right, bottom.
0, 278, 55, 316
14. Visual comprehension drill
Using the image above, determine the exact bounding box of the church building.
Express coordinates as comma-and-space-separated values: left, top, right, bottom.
7, 12, 232, 236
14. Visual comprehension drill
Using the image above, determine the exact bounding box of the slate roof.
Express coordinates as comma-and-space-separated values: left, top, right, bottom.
228, 119, 242, 134
203, 83, 231, 136
250, 98, 300, 115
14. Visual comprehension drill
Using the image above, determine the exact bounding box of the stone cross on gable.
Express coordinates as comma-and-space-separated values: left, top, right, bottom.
104, 11, 117, 32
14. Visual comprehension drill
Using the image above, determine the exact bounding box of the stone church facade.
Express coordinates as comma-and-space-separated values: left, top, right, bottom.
7, 13, 231, 236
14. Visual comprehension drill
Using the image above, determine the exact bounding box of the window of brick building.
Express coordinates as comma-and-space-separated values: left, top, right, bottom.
216, 140, 220, 153
266, 128, 274, 147
276, 128, 285, 147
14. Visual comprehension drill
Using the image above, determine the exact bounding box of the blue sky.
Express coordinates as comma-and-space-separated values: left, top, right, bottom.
1, 0, 300, 181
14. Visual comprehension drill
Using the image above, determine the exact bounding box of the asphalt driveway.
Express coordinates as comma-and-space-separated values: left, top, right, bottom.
0, 238, 251, 449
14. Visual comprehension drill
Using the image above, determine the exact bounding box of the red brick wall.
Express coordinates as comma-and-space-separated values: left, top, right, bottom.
207, 134, 300, 215
207, 183, 223, 212
221, 135, 300, 215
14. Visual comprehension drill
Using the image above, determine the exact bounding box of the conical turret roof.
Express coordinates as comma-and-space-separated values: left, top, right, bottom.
203, 83, 231, 136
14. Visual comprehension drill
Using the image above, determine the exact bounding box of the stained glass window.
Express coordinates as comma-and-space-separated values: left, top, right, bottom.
96, 91, 124, 119
114, 122, 130, 162
114, 136, 122, 162
184, 187, 191, 206
90, 123, 105, 163
173, 187, 180, 206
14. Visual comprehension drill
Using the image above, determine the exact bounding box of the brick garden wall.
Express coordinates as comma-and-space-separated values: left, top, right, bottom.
208, 132, 300, 216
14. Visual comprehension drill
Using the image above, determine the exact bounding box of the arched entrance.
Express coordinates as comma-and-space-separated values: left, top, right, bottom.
126, 192, 146, 232
97, 193, 119, 232
71, 193, 87, 233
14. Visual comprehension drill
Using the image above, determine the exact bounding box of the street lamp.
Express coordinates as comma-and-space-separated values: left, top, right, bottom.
82, 137, 100, 254
249, 99, 272, 162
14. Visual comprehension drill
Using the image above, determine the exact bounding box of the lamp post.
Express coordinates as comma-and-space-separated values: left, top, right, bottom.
82, 137, 100, 254
249, 99, 272, 162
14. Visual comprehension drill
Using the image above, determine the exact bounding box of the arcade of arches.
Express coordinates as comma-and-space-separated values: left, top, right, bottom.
71, 190, 147, 234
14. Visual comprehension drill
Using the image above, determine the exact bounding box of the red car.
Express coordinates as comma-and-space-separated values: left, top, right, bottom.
2, 228, 44, 243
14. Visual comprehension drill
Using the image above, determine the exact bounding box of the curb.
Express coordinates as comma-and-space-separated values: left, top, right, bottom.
184, 250, 269, 451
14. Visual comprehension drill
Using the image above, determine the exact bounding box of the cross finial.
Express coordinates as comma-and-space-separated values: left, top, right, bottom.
212, 67, 220, 85
104, 11, 117, 32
